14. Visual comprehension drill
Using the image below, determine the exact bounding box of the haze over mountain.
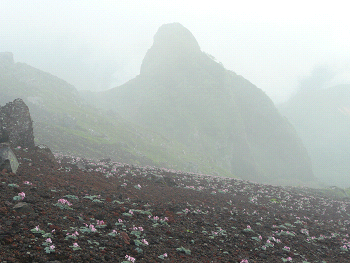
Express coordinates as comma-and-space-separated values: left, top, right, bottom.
2, 1, 350, 104
83, 23, 315, 185
279, 83, 350, 187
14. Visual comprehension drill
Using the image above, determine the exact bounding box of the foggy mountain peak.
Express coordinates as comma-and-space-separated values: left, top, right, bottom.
140, 23, 202, 76
97, 23, 315, 185
152, 22, 201, 52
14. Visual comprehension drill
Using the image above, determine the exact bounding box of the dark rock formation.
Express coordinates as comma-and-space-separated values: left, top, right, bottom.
0, 98, 35, 149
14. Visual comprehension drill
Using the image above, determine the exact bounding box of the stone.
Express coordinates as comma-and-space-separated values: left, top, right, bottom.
35, 144, 56, 164
0, 98, 35, 149
121, 231, 130, 245
12, 202, 34, 213
0, 143, 19, 173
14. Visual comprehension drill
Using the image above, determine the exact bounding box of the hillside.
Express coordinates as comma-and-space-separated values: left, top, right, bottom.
86, 23, 314, 185
1, 147, 350, 262
278, 84, 350, 187
0, 52, 223, 175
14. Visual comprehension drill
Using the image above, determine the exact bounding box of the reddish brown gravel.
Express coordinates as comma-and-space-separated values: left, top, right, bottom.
1, 148, 350, 262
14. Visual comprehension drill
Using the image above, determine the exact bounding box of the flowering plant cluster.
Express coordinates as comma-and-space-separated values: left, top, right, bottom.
30, 226, 55, 253
65, 231, 79, 240
13, 192, 25, 201
96, 220, 106, 228
158, 253, 168, 259
80, 223, 97, 233
54, 198, 73, 210
243, 225, 254, 232
69, 242, 81, 251
42, 237, 55, 253
124, 254, 136, 262
134, 184, 142, 190
148, 215, 169, 224
31, 225, 45, 235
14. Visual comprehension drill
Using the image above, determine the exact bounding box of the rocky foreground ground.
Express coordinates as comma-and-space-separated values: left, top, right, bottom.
1, 148, 350, 262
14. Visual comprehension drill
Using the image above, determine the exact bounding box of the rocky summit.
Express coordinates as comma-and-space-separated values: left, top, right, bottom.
140, 22, 202, 78
99, 23, 314, 185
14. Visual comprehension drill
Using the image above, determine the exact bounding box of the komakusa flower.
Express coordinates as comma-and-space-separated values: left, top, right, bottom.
125, 254, 136, 262
96, 220, 105, 226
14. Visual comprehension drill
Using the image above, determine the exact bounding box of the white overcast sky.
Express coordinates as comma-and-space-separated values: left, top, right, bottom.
1, 0, 350, 103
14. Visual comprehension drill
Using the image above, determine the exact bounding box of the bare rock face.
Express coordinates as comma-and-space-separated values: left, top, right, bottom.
0, 98, 35, 149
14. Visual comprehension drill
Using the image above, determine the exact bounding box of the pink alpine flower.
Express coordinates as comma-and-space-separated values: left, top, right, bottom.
18, 192, 25, 200
125, 254, 136, 262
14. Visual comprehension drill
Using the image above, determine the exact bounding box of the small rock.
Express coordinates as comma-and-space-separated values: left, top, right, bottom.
121, 231, 130, 245
12, 202, 34, 213
259, 253, 267, 259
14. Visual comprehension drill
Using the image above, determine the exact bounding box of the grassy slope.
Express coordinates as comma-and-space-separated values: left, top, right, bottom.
0, 61, 225, 175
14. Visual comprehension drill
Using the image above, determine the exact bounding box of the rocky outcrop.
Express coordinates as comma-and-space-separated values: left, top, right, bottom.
0, 98, 35, 149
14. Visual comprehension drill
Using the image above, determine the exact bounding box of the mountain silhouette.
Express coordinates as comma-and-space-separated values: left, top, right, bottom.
90, 23, 314, 185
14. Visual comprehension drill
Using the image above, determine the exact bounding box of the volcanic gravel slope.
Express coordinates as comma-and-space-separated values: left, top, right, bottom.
1, 148, 350, 262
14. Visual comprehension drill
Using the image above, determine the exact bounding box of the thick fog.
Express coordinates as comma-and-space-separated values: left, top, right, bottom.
1, 0, 350, 103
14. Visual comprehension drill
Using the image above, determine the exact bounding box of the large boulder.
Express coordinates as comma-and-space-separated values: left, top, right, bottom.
0, 143, 19, 173
0, 98, 35, 149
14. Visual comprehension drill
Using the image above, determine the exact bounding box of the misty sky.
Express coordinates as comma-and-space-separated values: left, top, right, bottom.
1, 0, 350, 103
